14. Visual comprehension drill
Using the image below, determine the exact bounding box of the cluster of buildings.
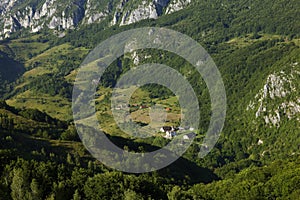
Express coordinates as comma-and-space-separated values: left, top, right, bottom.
114, 104, 173, 111
160, 126, 196, 139
114, 104, 148, 110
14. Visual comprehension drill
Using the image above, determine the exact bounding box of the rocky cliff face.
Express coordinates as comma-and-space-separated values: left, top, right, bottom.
247, 62, 300, 127
0, 0, 86, 38
0, 0, 192, 39
111, 0, 192, 26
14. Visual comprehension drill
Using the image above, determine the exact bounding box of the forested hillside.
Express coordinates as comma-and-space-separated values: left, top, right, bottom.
0, 0, 299, 199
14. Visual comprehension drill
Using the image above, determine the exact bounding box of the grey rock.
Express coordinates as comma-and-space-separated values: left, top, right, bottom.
0, 0, 192, 39
248, 63, 300, 127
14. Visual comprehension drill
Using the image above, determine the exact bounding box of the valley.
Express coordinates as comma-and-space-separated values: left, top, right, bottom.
0, 0, 299, 199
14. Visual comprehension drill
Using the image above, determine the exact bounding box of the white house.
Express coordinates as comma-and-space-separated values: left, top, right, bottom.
164, 131, 177, 139
160, 126, 174, 133
189, 127, 195, 131
178, 127, 185, 131
183, 132, 196, 140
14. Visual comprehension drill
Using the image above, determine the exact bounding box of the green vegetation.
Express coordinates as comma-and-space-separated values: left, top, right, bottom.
0, 0, 299, 199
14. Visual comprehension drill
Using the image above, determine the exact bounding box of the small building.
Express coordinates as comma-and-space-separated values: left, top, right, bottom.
160, 126, 172, 132
165, 107, 172, 111
178, 127, 185, 131
114, 104, 128, 110
183, 132, 196, 140
92, 79, 99, 85
164, 131, 177, 139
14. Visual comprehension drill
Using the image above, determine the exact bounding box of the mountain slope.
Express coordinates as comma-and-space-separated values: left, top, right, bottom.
0, 0, 299, 199
0, 0, 298, 163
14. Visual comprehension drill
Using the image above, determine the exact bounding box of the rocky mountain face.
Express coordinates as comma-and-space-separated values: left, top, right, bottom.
247, 62, 300, 127
0, 0, 191, 39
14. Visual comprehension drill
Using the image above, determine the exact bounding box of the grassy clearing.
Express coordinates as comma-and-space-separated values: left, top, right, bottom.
227, 34, 300, 48
6, 43, 89, 121
49, 138, 87, 156
8, 40, 49, 62
25, 43, 71, 68
226, 33, 282, 47
0, 108, 48, 129
292, 38, 300, 46
7, 90, 72, 121
65, 68, 79, 82
92, 86, 182, 137
23, 67, 52, 78
25, 43, 88, 73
